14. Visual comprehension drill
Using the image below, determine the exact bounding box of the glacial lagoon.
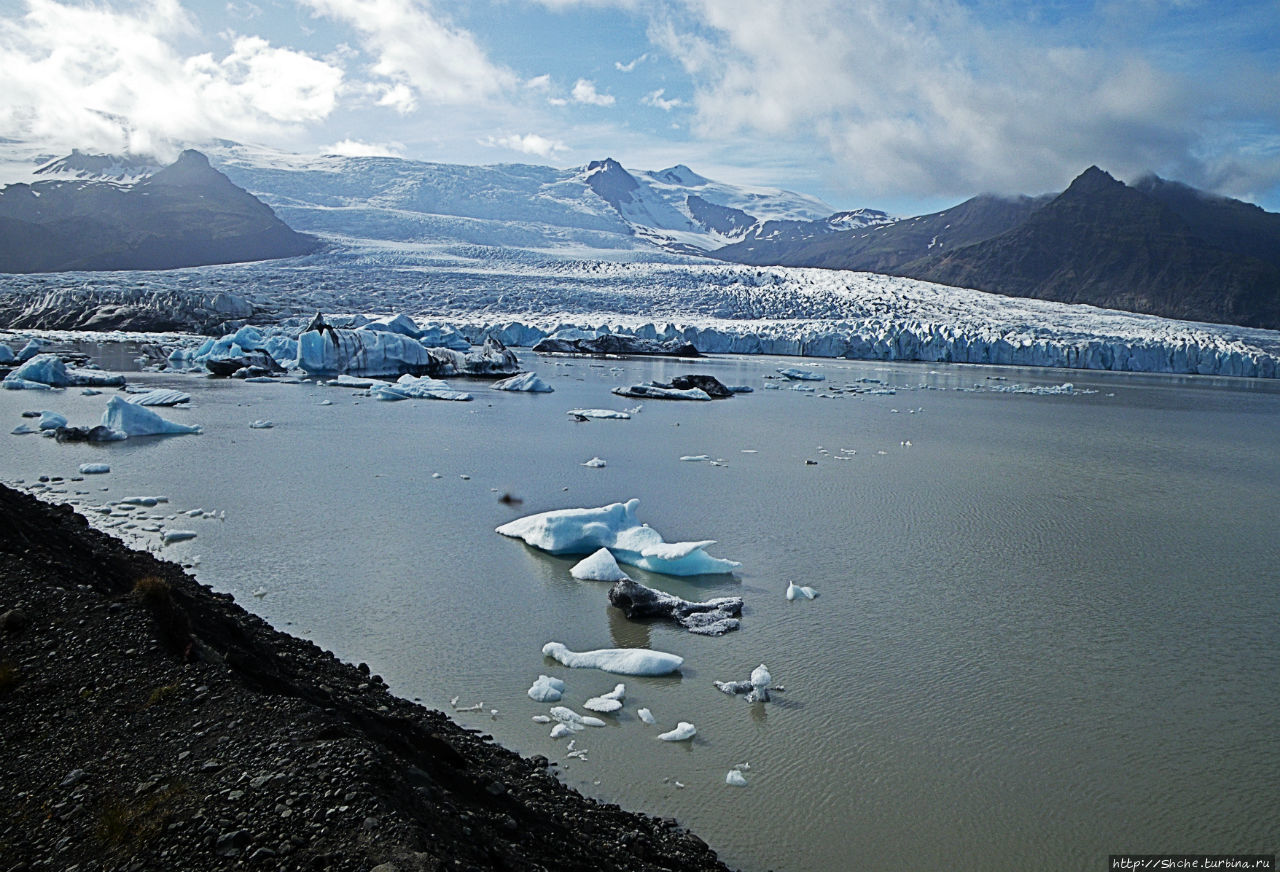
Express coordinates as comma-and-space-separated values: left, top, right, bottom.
3, 351, 1278, 871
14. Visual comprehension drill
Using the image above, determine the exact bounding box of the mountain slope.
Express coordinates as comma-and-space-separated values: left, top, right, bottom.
902, 167, 1280, 329
0, 150, 320, 273
714, 194, 1045, 270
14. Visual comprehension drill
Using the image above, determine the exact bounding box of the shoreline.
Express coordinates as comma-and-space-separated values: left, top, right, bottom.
0, 483, 734, 871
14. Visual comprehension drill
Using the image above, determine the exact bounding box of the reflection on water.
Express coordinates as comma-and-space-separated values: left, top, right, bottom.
1, 352, 1278, 872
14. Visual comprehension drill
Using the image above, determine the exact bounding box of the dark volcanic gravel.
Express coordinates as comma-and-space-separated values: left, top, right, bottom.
0, 483, 733, 872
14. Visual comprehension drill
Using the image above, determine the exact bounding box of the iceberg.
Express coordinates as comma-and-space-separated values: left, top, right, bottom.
570, 548, 631, 582
581, 456, 607, 468
566, 408, 631, 420
607, 578, 743, 636
124, 389, 191, 407
612, 384, 711, 401
541, 641, 683, 676
657, 722, 696, 742
497, 499, 740, 577
78, 463, 110, 475
0, 343, 14, 365
527, 675, 566, 703
370, 375, 473, 402
637, 707, 656, 725
298, 325, 442, 377
4, 354, 125, 389
777, 367, 825, 381
786, 581, 819, 600
492, 372, 554, 393
726, 770, 748, 787
100, 396, 201, 437
549, 706, 606, 730
583, 684, 626, 713
37, 411, 68, 430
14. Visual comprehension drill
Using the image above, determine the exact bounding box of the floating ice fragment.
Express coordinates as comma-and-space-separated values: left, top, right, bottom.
679, 455, 711, 462
492, 372, 554, 392
777, 368, 825, 381
550, 724, 574, 739
584, 683, 625, 713
124, 389, 190, 407
78, 463, 110, 475
532, 715, 552, 724
101, 397, 200, 437
567, 408, 630, 420
657, 722, 696, 742
497, 499, 739, 576
527, 675, 566, 702
726, 770, 748, 787
162, 530, 197, 544
786, 581, 819, 600
541, 642, 682, 676
570, 548, 630, 582
38, 411, 67, 430
637, 707, 656, 725
252, 587, 267, 598
581, 457, 607, 468
249, 420, 273, 429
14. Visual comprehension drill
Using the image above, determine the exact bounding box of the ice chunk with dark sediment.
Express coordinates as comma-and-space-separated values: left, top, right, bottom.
607, 578, 742, 636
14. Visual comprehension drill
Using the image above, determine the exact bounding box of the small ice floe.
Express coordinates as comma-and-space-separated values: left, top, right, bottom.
532, 715, 553, 724
566, 408, 631, 420
786, 581, 819, 600
371, 374, 472, 402
38, 411, 68, 430
657, 722, 696, 742
249, 420, 274, 429
566, 747, 589, 761
101, 396, 200, 438
550, 723, 575, 739
450, 697, 485, 713
162, 530, 197, 545
78, 463, 110, 475
527, 674, 566, 702
581, 456, 607, 468
608, 578, 742, 636
124, 389, 190, 407
497, 499, 739, 576
81, 389, 102, 397
492, 372, 554, 393
680, 455, 711, 462
318, 399, 333, 406
726, 770, 749, 787
11, 423, 37, 435
792, 384, 817, 392
583, 684, 626, 713
570, 548, 630, 582
637, 707, 656, 725
612, 383, 711, 401
549, 706, 606, 731
715, 663, 774, 703
252, 587, 267, 598
330, 374, 377, 389
777, 367, 825, 381
431, 472, 442, 479
541, 641, 683, 676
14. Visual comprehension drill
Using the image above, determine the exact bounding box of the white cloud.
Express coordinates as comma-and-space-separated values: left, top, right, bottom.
0, 0, 343, 158
571, 78, 615, 107
615, 52, 648, 72
642, 88, 682, 111
324, 138, 403, 157
654, 0, 1280, 200
480, 132, 567, 158
525, 73, 552, 90
300, 0, 516, 105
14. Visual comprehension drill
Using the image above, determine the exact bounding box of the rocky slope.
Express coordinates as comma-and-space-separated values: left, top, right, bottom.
0, 483, 732, 872
0, 150, 320, 273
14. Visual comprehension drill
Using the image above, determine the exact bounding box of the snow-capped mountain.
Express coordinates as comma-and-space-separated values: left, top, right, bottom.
8, 140, 836, 256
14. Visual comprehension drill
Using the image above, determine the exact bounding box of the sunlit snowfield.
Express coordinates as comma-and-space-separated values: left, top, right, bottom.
3, 351, 1278, 872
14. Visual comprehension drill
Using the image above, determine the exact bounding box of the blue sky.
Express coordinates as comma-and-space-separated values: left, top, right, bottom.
1, 0, 1278, 216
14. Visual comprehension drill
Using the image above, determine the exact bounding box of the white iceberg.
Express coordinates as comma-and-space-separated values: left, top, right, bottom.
581, 456, 607, 468
100, 396, 201, 437
637, 707, 656, 725
527, 675, 566, 702
162, 530, 197, 544
124, 389, 190, 407
497, 499, 740, 576
492, 372, 554, 393
583, 684, 626, 713
541, 641, 683, 676
726, 770, 748, 787
657, 722, 696, 742
777, 367, 825, 381
786, 581, 819, 600
548, 706, 606, 730
569, 548, 630, 582
249, 420, 274, 429
78, 463, 110, 475
371, 374, 472, 402
549, 723, 575, 739
566, 408, 631, 420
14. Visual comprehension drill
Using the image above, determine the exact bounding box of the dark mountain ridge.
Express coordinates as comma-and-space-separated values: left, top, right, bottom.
0, 150, 320, 273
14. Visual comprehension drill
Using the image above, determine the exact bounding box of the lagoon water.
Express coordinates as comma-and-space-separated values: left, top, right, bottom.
3, 352, 1278, 871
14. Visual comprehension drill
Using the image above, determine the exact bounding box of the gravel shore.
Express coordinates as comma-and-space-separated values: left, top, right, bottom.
0, 483, 732, 872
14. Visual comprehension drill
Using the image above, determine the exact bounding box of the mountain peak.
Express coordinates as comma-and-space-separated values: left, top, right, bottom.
1065, 165, 1122, 195
653, 164, 708, 187
144, 150, 224, 188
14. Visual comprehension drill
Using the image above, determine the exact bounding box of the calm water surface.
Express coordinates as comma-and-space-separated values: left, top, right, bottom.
3, 352, 1278, 872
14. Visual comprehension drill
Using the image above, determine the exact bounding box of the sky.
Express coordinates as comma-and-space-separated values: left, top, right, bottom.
0, 0, 1278, 216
